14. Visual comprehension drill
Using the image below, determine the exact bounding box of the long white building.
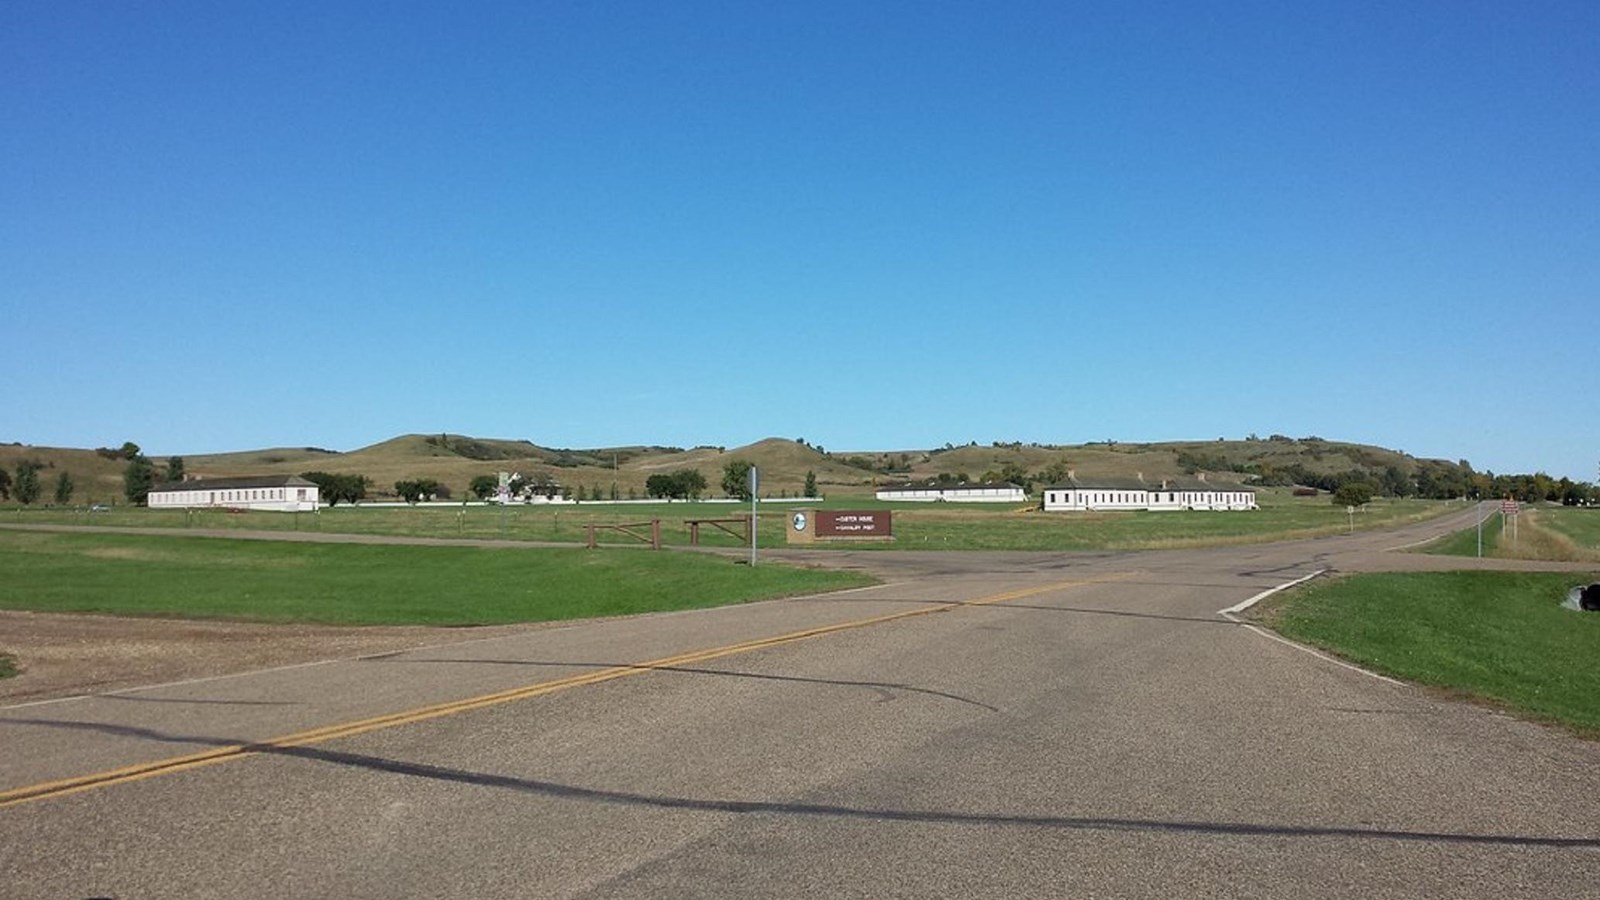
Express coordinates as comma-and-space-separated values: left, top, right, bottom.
1042, 474, 1256, 512
875, 481, 1028, 503
148, 475, 321, 512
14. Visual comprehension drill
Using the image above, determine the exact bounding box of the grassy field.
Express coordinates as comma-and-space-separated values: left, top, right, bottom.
0, 530, 874, 626
1259, 571, 1600, 736
0, 652, 15, 679
1421, 505, 1599, 562
1534, 507, 1600, 556
3, 493, 1456, 552
1418, 505, 1503, 557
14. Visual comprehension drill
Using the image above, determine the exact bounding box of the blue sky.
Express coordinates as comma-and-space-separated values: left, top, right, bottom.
4, 2, 1596, 480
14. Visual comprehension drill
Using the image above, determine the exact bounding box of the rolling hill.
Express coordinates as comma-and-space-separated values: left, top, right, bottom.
2, 432, 1462, 504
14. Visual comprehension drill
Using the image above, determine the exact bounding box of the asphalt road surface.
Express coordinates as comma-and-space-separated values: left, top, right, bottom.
3, 508, 1597, 898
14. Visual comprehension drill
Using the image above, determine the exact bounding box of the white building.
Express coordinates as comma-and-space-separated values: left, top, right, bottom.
875, 481, 1028, 503
148, 475, 321, 512
1042, 474, 1256, 512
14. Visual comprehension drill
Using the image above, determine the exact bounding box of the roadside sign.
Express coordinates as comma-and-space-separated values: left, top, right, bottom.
1502, 499, 1519, 516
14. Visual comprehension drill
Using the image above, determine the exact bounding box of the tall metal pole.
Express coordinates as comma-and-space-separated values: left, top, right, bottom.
1476, 499, 1483, 558
749, 465, 759, 566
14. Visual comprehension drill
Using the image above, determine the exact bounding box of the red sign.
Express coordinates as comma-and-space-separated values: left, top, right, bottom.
1501, 499, 1519, 515
816, 510, 893, 538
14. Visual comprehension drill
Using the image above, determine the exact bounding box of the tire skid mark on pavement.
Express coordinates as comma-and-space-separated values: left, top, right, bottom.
0, 572, 1136, 810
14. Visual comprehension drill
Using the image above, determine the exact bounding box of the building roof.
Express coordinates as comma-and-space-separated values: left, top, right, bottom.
151, 475, 318, 493
877, 481, 1023, 492
1043, 475, 1254, 493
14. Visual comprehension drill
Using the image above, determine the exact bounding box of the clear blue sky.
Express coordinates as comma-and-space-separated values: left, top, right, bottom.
4, 2, 1596, 480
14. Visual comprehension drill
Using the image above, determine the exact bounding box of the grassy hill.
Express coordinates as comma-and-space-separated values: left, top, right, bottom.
0, 432, 1453, 504
0, 444, 132, 505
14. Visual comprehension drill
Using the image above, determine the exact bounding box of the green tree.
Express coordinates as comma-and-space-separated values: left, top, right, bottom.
997, 462, 1033, 492
165, 456, 186, 483
722, 459, 755, 500
53, 471, 75, 505
0, 468, 11, 500
15, 462, 42, 505
469, 474, 499, 500
1332, 482, 1375, 508
1039, 460, 1072, 486
394, 478, 441, 504
1379, 465, 1412, 497
645, 469, 707, 500
301, 472, 370, 506
119, 441, 142, 460
678, 469, 707, 500
803, 470, 817, 498
123, 456, 156, 506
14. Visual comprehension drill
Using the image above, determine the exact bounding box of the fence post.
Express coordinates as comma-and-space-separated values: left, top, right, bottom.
651, 518, 661, 550
586, 523, 596, 549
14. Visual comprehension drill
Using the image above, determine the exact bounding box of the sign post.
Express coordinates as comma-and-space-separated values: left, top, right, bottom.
749, 466, 759, 566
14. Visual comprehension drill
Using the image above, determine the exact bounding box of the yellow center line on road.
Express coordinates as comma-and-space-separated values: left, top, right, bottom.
0, 572, 1135, 810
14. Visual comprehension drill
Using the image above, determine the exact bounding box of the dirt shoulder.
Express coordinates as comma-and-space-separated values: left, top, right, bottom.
0, 611, 546, 705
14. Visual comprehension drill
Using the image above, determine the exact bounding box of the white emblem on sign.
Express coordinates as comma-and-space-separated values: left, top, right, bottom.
792, 512, 807, 532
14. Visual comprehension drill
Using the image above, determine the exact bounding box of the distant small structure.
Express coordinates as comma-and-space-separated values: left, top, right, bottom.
1041, 472, 1256, 512
491, 471, 567, 504
147, 475, 320, 512
874, 481, 1027, 503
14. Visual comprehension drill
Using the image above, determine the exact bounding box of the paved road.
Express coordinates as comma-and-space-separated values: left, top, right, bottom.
2, 509, 1597, 898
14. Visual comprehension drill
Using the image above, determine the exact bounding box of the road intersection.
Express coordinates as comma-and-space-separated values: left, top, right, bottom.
3, 508, 1596, 898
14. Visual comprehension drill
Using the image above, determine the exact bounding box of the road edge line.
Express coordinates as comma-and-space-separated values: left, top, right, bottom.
1218, 570, 1405, 687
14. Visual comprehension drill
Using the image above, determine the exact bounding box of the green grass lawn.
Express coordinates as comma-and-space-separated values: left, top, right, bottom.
1260, 571, 1600, 736
4, 494, 1456, 552
1418, 506, 1502, 557
1538, 507, 1600, 551
0, 530, 874, 626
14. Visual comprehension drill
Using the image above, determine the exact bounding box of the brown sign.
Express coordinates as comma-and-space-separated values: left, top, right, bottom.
816, 510, 892, 538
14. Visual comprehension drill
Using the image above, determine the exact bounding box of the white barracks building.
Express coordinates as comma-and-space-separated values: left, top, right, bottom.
148, 475, 321, 512
874, 481, 1028, 503
1042, 473, 1256, 512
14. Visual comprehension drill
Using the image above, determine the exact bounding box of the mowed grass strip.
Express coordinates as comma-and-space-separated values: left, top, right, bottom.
1419, 508, 1503, 557
1259, 571, 1600, 736
1536, 507, 1600, 556
1421, 506, 1599, 562
0, 531, 874, 626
